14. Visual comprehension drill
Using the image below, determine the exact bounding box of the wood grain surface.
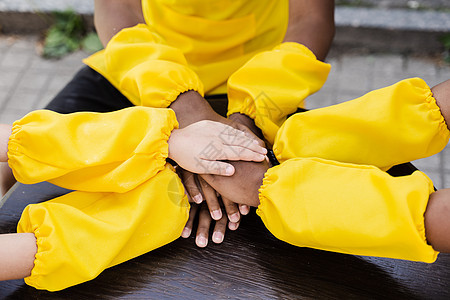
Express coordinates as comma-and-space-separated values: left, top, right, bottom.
1, 179, 449, 300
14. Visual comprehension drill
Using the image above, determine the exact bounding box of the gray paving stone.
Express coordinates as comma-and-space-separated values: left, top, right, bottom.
0, 51, 33, 70
305, 87, 336, 110
371, 73, 416, 90
0, 109, 30, 124
333, 89, 369, 105
35, 89, 59, 109
46, 73, 76, 93
16, 69, 51, 91
0, 69, 20, 89
5, 89, 39, 110
413, 153, 441, 171
405, 57, 439, 76
372, 54, 405, 74
421, 169, 443, 190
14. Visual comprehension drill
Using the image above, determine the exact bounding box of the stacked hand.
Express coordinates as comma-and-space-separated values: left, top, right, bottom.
169, 91, 268, 247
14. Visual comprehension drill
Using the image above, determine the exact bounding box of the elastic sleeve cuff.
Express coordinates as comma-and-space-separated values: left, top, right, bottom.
227, 42, 330, 144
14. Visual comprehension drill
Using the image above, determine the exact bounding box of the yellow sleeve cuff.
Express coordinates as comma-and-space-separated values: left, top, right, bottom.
8, 107, 178, 192
257, 157, 438, 263
273, 78, 450, 169
84, 24, 204, 107
18, 165, 189, 291
227, 42, 330, 144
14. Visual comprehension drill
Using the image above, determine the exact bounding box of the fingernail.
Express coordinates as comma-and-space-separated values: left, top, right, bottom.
196, 235, 207, 247
193, 194, 203, 204
181, 227, 191, 238
229, 222, 239, 230
229, 212, 240, 223
211, 209, 222, 220
213, 232, 224, 243
240, 205, 250, 215
225, 166, 234, 175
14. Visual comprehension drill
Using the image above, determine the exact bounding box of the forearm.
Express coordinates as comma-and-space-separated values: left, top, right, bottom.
169, 91, 216, 128
0, 124, 11, 162
94, 0, 145, 47
0, 233, 36, 281
284, 0, 335, 61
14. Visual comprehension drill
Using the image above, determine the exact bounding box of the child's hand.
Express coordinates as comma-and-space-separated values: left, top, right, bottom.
168, 120, 267, 176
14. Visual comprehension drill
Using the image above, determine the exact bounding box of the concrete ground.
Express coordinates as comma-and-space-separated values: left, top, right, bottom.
0, 34, 449, 189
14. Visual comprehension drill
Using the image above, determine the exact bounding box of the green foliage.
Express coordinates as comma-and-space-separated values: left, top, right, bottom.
81, 32, 103, 54
440, 34, 450, 64
43, 10, 103, 59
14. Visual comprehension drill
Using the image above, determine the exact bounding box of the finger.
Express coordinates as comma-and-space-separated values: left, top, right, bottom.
235, 123, 265, 147
198, 176, 222, 221
219, 134, 267, 155
228, 220, 240, 231
239, 204, 250, 215
218, 146, 266, 162
196, 203, 211, 248
212, 214, 227, 244
180, 170, 203, 204
222, 196, 240, 224
181, 203, 199, 238
196, 160, 235, 176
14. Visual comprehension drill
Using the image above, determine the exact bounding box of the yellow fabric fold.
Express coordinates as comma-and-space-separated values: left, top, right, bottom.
273, 78, 450, 170
18, 164, 189, 291
227, 42, 330, 144
84, 24, 204, 107
8, 107, 178, 192
257, 157, 438, 263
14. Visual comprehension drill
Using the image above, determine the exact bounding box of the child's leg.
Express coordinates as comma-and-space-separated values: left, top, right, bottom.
0, 233, 36, 280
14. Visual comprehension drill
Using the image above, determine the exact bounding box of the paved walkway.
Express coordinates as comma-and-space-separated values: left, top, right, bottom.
0, 34, 450, 188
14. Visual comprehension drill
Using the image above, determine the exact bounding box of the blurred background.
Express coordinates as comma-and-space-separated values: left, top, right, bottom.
0, 0, 449, 187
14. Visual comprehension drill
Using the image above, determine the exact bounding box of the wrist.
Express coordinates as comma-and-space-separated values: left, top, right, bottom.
169, 91, 216, 128
229, 113, 262, 139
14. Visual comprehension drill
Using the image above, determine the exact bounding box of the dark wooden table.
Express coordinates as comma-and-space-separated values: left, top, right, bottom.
1, 178, 450, 299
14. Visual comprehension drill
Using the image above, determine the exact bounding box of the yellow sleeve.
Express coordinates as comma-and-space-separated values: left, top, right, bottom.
227, 42, 330, 144
18, 164, 189, 291
8, 107, 178, 192
257, 157, 438, 263
84, 24, 204, 107
273, 78, 450, 170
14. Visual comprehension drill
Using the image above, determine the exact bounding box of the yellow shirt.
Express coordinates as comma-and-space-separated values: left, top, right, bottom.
84, 0, 288, 96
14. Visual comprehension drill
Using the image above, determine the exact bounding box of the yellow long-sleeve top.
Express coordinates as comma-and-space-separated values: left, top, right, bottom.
84, 0, 289, 102
8, 107, 178, 192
